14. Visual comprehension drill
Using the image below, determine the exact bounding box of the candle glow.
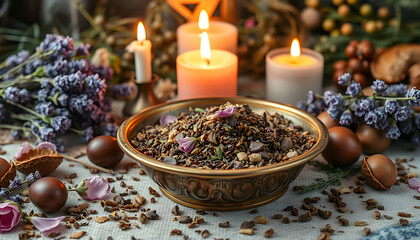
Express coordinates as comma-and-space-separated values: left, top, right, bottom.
290, 38, 300, 57
198, 10, 209, 30
137, 22, 146, 42
200, 32, 211, 65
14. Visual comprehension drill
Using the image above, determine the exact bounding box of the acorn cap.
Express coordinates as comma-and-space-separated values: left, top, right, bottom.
14, 148, 63, 176
0, 161, 16, 188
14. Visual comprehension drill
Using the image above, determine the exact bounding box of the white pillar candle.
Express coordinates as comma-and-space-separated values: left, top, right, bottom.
126, 22, 152, 83
177, 10, 237, 55
176, 32, 238, 99
266, 39, 324, 106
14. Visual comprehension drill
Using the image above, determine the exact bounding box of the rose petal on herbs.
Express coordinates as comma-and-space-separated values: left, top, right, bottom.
216, 106, 235, 118
159, 115, 177, 126
178, 137, 196, 154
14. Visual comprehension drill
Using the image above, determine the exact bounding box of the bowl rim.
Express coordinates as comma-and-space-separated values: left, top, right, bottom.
117, 97, 328, 178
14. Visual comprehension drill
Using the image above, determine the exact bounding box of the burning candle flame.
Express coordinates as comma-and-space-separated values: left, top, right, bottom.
137, 22, 146, 42
198, 10, 209, 30
200, 32, 211, 65
290, 38, 300, 57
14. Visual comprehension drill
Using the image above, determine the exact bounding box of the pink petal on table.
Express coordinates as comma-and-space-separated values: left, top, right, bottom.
159, 115, 177, 126
408, 177, 420, 190
36, 142, 57, 152
13, 142, 34, 160
216, 106, 235, 118
82, 176, 110, 201
31, 216, 66, 233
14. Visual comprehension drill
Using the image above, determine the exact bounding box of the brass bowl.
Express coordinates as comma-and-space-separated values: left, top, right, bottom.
117, 97, 328, 211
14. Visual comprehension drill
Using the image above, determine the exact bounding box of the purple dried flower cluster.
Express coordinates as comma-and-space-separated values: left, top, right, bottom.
0, 171, 41, 204
0, 34, 118, 149
298, 73, 420, 145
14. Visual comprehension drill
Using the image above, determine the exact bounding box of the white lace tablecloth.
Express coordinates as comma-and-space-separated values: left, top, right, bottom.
1, 139, 419, 240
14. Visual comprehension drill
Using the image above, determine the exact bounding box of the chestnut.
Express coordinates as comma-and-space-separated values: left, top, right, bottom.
345, 44, 358, 59
356, 124, 390, 154
361, 154, 397, 190
359, 40, 375, 60
333, 60, 347, 72
353, 73, 368, 88
348, 58, 363, 73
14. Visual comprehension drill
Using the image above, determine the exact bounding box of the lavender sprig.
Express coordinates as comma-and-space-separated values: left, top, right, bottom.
0, 171, 42, 203
298, 73, 420, 146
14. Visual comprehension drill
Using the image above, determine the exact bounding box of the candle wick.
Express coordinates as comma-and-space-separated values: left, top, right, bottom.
140, 40, 144, 46
206, 59, 210, 66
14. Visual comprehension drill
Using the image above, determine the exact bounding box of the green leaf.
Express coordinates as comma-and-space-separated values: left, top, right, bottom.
208, 156, 218, 161
216, 146, 223, 160
195, 108, 205, 113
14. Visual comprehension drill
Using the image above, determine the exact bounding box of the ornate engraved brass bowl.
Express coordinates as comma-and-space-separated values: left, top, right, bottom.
117, 97, 328, 211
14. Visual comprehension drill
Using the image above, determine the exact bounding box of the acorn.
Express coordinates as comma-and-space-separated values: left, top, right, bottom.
14, 148, 63, 176
0, 158, 16, 188
361, 154, 397, 190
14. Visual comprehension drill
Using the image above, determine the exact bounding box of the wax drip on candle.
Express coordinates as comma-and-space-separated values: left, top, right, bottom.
137, 22, 146, 45
201, 32, 211, 66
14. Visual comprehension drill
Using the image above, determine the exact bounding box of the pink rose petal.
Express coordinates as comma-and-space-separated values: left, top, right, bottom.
178, 137, 196, 153
13, 142, 34, 160
36, 142, 57, 152
31, 216, 65, 233
216, 106, 235, 118
408, 177, 420, 191
82, 176, 110, 201
159, 115, 177, 126
0, 202, 21, 233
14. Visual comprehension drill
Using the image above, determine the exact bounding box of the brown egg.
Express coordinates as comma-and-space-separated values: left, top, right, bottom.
87, 135, 124, 168
317, 111, 339, 129
29, 177, 68, 213
322, 126, 362, 167
356, 124, 391, 154
361, 154, 397, 190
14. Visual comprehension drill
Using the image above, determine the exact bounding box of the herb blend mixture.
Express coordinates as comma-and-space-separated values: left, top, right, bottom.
130, 103, 316, 169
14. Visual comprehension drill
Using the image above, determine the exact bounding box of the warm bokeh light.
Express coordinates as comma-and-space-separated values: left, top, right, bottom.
200, 32, 211, 65
198, 10, 209, 30
137, 22, 146, 42
290, 38, 300, 57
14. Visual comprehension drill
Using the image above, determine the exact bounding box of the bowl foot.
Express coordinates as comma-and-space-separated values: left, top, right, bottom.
159, 186, 289, 211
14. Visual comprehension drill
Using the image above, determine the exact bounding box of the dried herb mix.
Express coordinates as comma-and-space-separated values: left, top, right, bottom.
131, 103, 316, 169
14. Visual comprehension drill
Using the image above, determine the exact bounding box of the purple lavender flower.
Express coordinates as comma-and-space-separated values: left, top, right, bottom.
11, 130, 23, 140
95, 65, 113, 81
5, 87, 31, 103
296, 101, 307, 111
359, 98, 374, 111
35, 102, 55, 116
346, 82, 362, 97
386, 125, 401, 139
306, 103, 320, 116
37, 34, 74, 60
45, 57, 68, 77
82, 127, 94, 143
338, 73, 351, 86
87, 74, 107, 93
339, 111, 352, 126
386, 84, 407, 97
323, 90, 336, 104
327, 107, 341, 120
398, 121, 414, 135
307, 90, 316, 103
373, 107, 388, 130
0, 188, 9, 199
364, 110, 378, 125
68, 59, 92, 74
39, 127, 56, 142
394, 106, 410, 122
9, 195, 24, 205
8, 177, 22, 190
384, 99, 399, 114
178, 137, 197, 154
371, 80, 388, 94
111, 84, 135, 98
37, 89, 49, 102
69, 94, 94, 113
26, 170, 41, 184
30, 122, 40, 136
98, 111, 111, 123
412, 134, 420, 146
51, 116, 72, 133
6, 50, 30, 67
100, 123, 119, 136
23, 59, 47, 75
56, 108, 70, 117
407, 87, 420, 106
101, 98, 112, 113
325, 94, 343, 108
57, 93, 69, 106
40, 78, 52, 89
73, 43, 90, 57
53, 71, 84, 93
